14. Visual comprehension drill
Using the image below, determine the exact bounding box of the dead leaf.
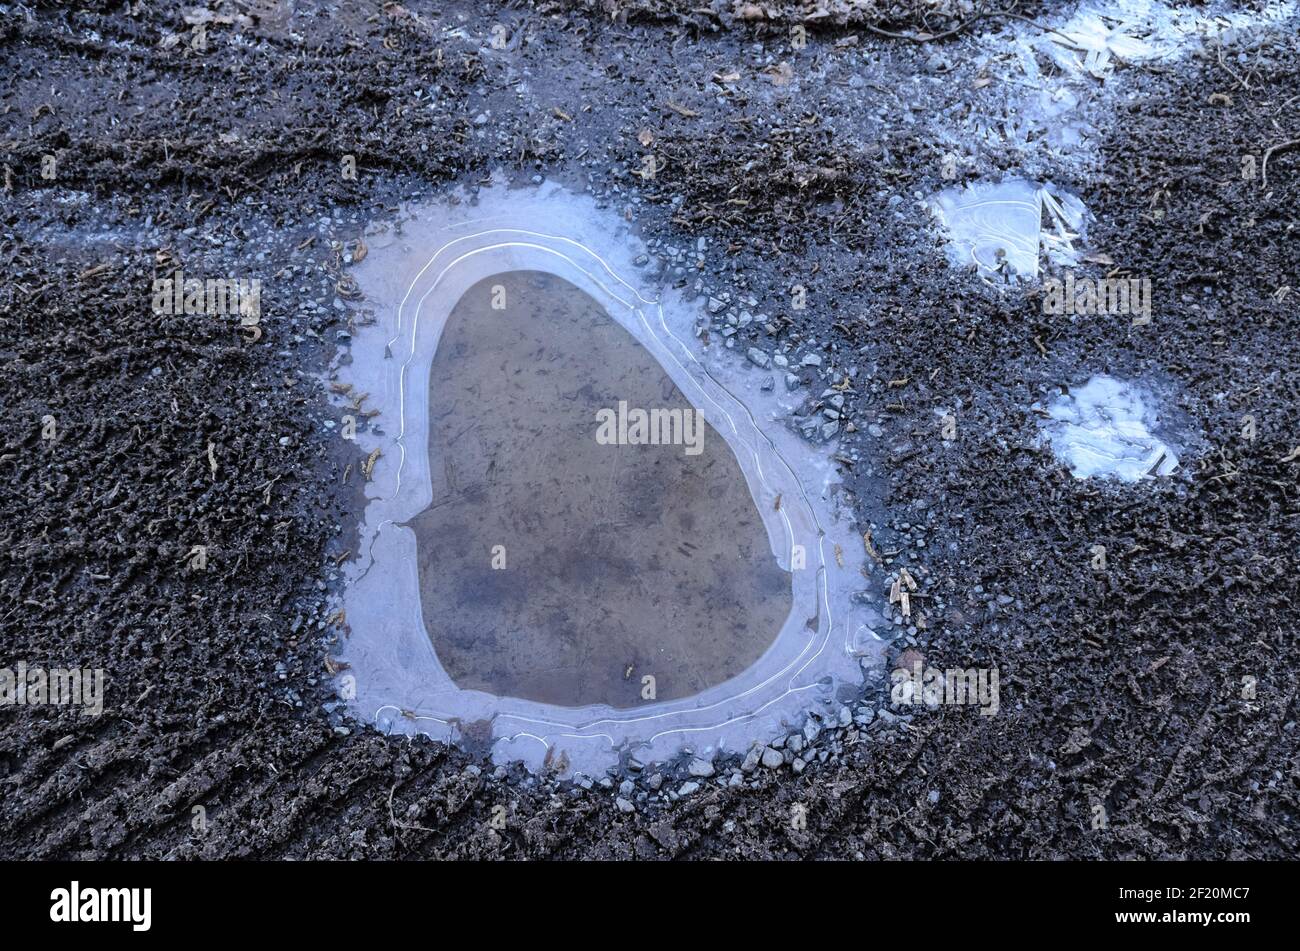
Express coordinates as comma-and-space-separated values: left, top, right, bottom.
862, 531, 882, 564
336, 275, 362, 300
763, 62, 794, 87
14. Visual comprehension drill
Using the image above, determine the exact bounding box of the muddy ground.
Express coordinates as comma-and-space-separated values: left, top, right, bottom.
1, 0, 1297, 859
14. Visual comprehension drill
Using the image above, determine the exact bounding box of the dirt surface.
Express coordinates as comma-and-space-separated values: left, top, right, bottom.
1, 0, 1297, 859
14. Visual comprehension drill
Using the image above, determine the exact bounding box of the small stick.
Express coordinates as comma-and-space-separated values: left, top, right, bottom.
1261, 139, 1300, 189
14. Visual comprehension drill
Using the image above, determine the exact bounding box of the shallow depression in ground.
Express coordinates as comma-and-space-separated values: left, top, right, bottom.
412, 269, 793, 708
328, 182, 874, 774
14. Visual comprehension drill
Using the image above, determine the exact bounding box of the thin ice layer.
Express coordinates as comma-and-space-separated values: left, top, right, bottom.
1040, 375, 1180, 480
929, 179, 1089, 280
330, 180, 879, 776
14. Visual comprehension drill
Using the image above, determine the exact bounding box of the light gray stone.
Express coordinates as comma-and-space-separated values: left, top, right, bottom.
688, 757, 715, 778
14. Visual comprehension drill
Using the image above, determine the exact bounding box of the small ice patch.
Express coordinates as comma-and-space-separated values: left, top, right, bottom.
1037, 0, 1299, 78
1040, 376, 1179, 480
930, 0, 1298, 175
1035, 6, 1157, 79
930, 180, 1089, 281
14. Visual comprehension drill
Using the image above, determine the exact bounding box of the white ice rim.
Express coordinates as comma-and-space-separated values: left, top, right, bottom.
348, 209, 862, 765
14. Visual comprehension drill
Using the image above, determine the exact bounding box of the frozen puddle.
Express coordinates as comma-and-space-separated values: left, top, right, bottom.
333, 181, 874, 775
929, 180, 1089, 280
1039, 376, 1180, 480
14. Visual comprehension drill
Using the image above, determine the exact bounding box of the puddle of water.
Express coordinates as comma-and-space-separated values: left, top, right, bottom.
331, 179, 877, 775
1038, 375, 1180, 480
410, 268, 791, 708
929, 179, 1089, 281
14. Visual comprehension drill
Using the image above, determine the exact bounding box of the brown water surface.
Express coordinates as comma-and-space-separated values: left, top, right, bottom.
411, 270, 792, 707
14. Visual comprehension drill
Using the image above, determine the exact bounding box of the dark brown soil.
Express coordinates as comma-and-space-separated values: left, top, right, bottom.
0, 1, 1296, 859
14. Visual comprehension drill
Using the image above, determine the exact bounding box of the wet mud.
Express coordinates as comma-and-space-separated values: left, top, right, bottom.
1, 0, 1297, 860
